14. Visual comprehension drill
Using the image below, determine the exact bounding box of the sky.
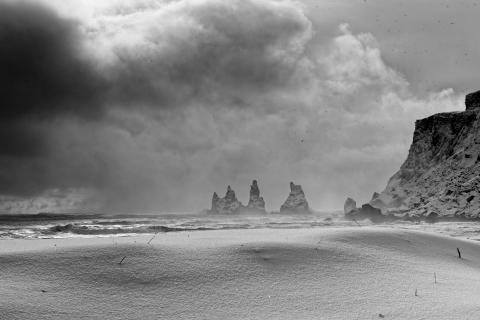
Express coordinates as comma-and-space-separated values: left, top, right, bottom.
0, 0, 477, 213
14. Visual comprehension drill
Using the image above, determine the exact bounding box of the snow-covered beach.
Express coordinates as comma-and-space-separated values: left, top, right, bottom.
2, 227, 480, 319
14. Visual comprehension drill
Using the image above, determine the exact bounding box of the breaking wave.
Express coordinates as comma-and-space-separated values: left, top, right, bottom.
0, 212, 344, 239
4, 211, 480, 241
45, 224, 213, 235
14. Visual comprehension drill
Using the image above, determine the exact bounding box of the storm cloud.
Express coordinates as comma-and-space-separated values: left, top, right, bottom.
90, 0, 314, 110
0, 1, 106, 119
0, 0, 107, 164
0, 0, 465, 213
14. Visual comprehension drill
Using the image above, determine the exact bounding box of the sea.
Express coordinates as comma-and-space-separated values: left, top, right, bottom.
2, 211, 480, 241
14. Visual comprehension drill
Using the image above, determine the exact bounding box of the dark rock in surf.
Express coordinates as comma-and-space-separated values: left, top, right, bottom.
344, 197, 357, 214
280, 182, 310, 214
209, 186, 244, 214
247, 180, 266, 213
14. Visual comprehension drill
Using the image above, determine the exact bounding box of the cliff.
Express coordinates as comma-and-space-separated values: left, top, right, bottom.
371, 90, 480, 218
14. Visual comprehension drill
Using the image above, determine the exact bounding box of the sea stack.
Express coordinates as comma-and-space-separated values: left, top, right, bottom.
210, 186, 244, 214
246, 180, 266, 213
211, 192, 219, 212
280, 182, 310, 213
344, 197, 357, 214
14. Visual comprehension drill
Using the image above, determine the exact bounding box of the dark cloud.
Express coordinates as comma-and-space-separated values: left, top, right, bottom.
104, 0, 313, 108
0, 120, 47, 158
0, 0, 108, 166
0, 0, 315, 208
0, 1, 105, 119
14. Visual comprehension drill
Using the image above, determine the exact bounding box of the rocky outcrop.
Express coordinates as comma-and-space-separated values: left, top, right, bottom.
209, 181, 267, 214
344, 198, 357, 214
207, 180, 312, 214
210, 186, 244, 214
369, 192, 385, 208
280, 182, 310, 213
211, 192, 220, 212
247, 180, 266, 213
370, 91, 480, 219
345, 204, 389, 223
466, 90, 480, 111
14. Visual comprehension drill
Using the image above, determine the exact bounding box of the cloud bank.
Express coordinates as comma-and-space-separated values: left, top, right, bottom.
0, 0, 463, 213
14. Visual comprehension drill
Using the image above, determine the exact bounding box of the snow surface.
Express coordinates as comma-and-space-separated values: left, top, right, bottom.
1, 227, 480, 319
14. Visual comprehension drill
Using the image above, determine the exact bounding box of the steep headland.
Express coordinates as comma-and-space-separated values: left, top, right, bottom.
353, 90, 480, 220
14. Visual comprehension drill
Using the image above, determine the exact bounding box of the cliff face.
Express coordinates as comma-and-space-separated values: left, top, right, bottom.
372, 91, 480, 218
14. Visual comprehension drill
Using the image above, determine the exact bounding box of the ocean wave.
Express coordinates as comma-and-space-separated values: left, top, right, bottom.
91, 220, 153, 226
44, 224, 214, 236
0, 213, 101, 224
0, 212, 378, 239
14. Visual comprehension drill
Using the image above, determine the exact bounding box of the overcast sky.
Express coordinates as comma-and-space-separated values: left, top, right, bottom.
0, 0, 477, 213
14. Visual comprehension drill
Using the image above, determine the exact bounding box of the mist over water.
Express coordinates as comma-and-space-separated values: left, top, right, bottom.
2, 212, 480, 241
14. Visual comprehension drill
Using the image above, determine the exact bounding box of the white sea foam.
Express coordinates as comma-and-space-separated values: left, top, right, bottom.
2, 212, 480, 241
